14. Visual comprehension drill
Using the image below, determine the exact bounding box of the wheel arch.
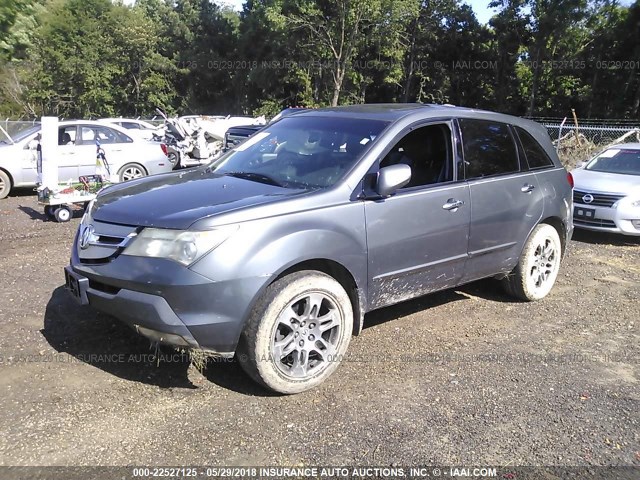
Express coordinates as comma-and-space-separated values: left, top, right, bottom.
271, 258, 365, 336
118, 162, 148, 177
539, 216, 568, 257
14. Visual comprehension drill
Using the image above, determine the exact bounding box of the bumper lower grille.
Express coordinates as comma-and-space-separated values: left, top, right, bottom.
88, 279, 121, 295
574, 217, 617, 228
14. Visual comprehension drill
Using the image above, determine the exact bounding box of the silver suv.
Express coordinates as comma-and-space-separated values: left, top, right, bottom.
65, 104, 574, 394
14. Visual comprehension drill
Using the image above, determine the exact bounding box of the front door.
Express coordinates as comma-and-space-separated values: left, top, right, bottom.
365, 122, 470, 310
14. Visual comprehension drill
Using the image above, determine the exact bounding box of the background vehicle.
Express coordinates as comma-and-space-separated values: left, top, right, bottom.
98, 118, 158, 141
152, 110, 266, 169
572, 143, 640, 236
223, 108, 309, 152
0, 120, 171, 199
65, 104, 573, 394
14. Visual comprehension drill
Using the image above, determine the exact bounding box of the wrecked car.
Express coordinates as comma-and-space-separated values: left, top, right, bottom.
65, 104, 573, 394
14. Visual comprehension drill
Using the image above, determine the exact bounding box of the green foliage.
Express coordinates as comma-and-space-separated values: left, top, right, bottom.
0, 0, 638, 119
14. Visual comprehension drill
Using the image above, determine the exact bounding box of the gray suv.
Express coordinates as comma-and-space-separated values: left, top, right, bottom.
65, 104, 574, 394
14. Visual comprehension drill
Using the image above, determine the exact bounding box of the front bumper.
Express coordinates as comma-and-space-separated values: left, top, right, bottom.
573, 203, 640, 236
65, 247, 269, 355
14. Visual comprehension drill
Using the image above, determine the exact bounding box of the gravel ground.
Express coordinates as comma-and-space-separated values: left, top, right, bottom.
0, 190, 638, 468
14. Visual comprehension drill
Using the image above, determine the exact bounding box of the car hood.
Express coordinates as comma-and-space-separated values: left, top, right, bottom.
571, 168, 640, 195
92, 168, 306, 229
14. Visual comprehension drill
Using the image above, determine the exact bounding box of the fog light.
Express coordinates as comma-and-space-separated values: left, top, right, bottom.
632, 220, 640, 229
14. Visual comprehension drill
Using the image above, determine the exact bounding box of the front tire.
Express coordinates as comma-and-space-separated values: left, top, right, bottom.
0, 170, 11, 199
502, 223, 562, 301
237, 271, 353, 394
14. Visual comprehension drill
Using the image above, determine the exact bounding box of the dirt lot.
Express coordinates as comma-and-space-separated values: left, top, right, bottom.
0, 190, 638, 468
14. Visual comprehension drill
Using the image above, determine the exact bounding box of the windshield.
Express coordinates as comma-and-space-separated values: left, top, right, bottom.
209, 116, 388, 189
586, 148, 640, 176
0, 124, 40, 145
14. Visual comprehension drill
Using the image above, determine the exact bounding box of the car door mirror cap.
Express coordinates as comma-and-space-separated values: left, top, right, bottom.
375, 164, 411, 197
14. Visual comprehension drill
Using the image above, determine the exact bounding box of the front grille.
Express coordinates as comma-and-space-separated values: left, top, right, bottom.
574, 217, 617, 228
92, 234, 127, 246
77, 219, 138, 263
573, 190, 625, 208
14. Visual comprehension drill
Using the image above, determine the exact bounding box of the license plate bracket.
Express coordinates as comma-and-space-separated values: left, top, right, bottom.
64, 266, 89, 305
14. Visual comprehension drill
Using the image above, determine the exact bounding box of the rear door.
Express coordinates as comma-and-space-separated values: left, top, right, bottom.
458, 119, 543, 282
76, 125, 132, 176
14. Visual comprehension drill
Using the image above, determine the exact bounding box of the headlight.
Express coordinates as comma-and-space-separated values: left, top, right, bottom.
123, 226, 237, 266
81, 199, 95, 223
613, 196, 640, 209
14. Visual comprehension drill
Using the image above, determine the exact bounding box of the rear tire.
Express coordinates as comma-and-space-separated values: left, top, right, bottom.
118, 163, 147, 182
167, 151, 180, 169
0, 170, 11, 199
502, 223, 562, 301
237, 271, 353, 394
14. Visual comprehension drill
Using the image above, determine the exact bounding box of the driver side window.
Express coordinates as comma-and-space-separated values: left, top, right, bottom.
58, 126, 76, 146
380, 123, 454, 189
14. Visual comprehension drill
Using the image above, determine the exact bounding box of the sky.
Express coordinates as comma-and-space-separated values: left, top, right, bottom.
124, 0, 636, 25
212, 0, 500, 24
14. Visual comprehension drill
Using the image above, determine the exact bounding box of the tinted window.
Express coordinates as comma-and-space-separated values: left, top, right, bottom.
515, 126, 553, 169
58, 126, 76, 145
459, 119, 519, 178
380, 124, 454, 188
122, 122, 141, 130
80, 126, 130, 144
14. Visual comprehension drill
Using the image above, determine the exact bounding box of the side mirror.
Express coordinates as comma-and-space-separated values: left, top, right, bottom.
375, 164, 411, 197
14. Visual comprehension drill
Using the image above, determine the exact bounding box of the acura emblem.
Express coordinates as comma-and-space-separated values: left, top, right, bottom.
80, 225, 96, 250
582, 194, 594, 204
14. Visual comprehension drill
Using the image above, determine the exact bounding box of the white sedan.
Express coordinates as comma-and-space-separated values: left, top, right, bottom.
98, 118, 159, 141
0, 120, 173, 199
572, 143, 640, 236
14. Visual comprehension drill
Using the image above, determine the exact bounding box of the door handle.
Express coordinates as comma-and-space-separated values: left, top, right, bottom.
442, 198, 465, 211
521, 184, 535, 193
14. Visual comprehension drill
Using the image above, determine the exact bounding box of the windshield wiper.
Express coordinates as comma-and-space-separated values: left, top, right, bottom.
223, 171, 283, 187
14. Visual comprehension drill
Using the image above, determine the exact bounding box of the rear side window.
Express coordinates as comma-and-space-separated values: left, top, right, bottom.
515, 126, 554, 169
459, 119, 519, 179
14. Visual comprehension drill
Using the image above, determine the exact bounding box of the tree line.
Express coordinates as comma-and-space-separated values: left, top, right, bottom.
0, 0, 638, 120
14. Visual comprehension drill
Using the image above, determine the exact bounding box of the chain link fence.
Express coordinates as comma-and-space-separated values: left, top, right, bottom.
529, 118, 640, 168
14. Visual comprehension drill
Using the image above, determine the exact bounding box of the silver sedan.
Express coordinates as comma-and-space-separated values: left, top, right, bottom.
572, 143, 640, 236
0, 120, 173, 199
